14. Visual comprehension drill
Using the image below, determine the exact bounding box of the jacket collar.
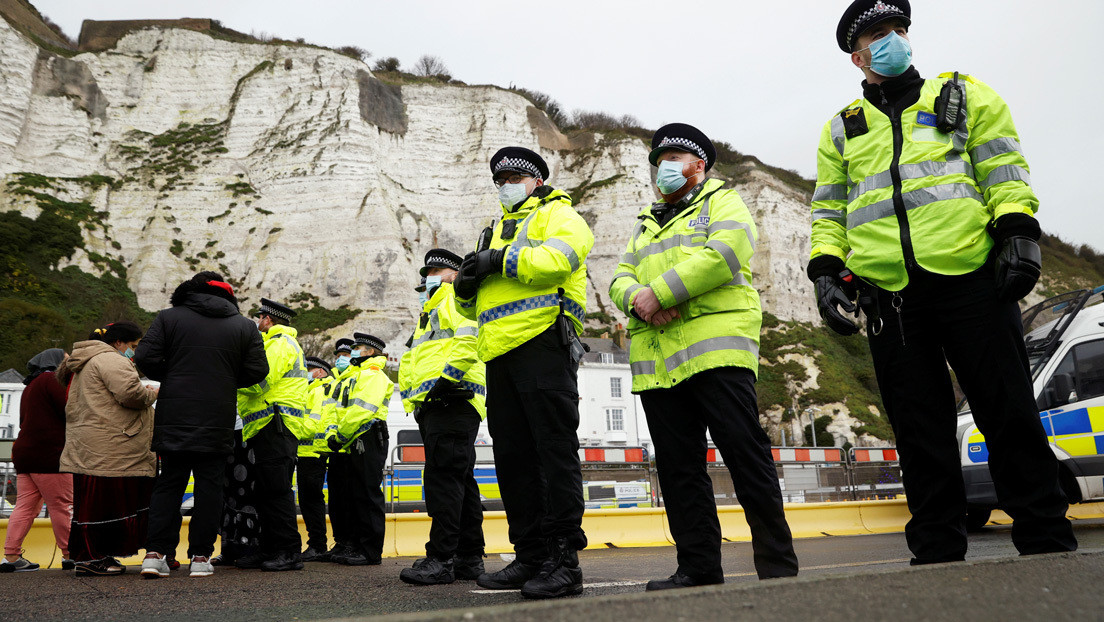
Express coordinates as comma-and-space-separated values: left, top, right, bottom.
263, 324, 299, 341
639, 178, 724, 223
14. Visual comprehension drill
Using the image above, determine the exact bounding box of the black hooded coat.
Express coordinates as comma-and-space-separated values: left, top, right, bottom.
134, 281, 268, 454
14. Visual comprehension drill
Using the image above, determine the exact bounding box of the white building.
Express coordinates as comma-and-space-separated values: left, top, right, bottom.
576, 338, 651, 452
0, 369, 25, 440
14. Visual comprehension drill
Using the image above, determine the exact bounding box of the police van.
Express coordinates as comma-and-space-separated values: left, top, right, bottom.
959, 285, 1104, 529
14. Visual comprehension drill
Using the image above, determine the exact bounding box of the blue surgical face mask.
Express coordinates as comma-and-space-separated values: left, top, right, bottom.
121, 347, 135, 360
420, 275, 443, 305
656, 159, 696, 194
498, 183, 530, 211
335, 355, 351, 371
863, 31, 912, 77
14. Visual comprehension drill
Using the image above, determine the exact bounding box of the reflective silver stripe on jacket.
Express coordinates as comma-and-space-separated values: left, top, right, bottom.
543, 238, 581, 271
705, 239, 742, 277
611, 271, 636, 282
847, 157, 974, 204
661, 270, 690, 304
634, 235, 704, 260
813, 208, 846, 225
847, 183, 984, 230
970, 137, 1022, 163
630, 359, 656, 376
812, 184, 848, 202
348, 398, 379, 412
979, 165, 1030, 190
454, 326, 478, 338
623, 283, 645, 312
665, 336, 759, 371
830, 115, 846, 157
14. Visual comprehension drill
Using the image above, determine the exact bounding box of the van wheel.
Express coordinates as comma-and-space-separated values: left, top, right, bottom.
965, 506, 992, 532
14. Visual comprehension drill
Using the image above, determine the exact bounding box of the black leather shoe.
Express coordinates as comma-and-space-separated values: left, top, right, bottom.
234, 553, 265, 569
520, 539, 583, 599
334, 550, 381, 566
452, 554, 485, 580
301, 546, 330, 562
476, 558, 542, 589
645, 571, 717, 591
261, 551, 304, 572
400, 557, 455, 585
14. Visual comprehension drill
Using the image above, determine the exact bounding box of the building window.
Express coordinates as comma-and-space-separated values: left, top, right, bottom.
599, 352, 614, 364
610, 377, 622, 398
606, 408, 624, 431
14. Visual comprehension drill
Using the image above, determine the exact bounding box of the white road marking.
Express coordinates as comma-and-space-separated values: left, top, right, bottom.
723, 558, 911, 578
470, 580, 644, 594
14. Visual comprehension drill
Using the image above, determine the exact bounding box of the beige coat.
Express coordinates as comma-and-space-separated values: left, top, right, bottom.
58, 340, 158, 477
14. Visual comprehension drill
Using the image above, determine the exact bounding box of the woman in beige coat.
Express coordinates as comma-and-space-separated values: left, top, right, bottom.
58, 322, 159, 576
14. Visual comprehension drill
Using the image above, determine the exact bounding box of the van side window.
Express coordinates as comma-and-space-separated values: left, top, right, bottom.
1073, 339, 1104, 401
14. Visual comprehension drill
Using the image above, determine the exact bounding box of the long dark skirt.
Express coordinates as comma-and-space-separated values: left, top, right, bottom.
219, 432, 261, 558
69, 474, 155, 562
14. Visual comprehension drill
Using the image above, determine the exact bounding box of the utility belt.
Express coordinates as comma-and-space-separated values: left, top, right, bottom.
349, 419, 389, 455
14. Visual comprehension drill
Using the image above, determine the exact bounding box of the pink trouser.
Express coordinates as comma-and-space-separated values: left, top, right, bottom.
4, 473, 73, 556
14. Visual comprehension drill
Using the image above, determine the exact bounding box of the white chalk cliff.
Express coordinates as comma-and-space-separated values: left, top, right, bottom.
0, 19, 818, 351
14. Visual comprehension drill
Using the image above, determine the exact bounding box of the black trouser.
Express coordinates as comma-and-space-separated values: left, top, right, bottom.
641, 367, 798, 582
418, 400, 485, 560
251, 415, 302, 557
346, 422, 388, 560
146, 451, 226, 558
866, 268, 1077, 562
327, 453, 353, 547
297, 455, 328, 551
486, 326, 586, 564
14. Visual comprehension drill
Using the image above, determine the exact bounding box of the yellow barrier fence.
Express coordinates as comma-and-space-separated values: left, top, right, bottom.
5, 499, 1103, 569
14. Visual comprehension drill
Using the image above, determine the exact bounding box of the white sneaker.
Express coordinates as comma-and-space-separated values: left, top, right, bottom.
189, 555, 214, 578
141, 552, 170, 578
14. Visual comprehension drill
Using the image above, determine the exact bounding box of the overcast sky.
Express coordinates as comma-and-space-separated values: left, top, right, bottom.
32, 0, 1104, 249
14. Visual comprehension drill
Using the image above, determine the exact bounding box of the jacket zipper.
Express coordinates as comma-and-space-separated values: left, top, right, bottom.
885, 92, 918, 272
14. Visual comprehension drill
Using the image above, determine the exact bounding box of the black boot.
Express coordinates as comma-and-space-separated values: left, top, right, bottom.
301, 546, 330, 563
452, 553, 485, 580
520, 538, 583, 599
476, 558, 541, 589
234, 552, 265, 569
399, 557, 455, 585
646, 571, 720, 591
261, 551, 304, 572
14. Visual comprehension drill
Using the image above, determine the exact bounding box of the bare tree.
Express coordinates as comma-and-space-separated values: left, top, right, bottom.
412, 54, 450, 79
336, 45, 371, 62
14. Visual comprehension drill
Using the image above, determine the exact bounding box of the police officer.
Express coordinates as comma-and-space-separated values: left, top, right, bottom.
399, 249, 487, 585
298, 356, 335, 562
322, 338, 356, 562
235, 298, 310, 571
610, 124, 799, 588
325, 333, 392, 565
455, 146, 594, 599
809, 0, 1077, 563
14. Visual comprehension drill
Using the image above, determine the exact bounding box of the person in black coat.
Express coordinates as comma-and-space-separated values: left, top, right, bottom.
135, 271, 268, 577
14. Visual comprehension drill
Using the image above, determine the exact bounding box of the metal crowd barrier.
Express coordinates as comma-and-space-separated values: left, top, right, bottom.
848, 447, 905, 500
696, 445, 902, 505
387, 445, 655, 512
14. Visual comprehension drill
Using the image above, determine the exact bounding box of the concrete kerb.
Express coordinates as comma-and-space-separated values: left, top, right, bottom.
7, 499, 1103, 569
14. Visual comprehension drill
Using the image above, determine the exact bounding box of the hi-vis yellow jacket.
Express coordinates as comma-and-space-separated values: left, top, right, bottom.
811, 72, 1038, 292
325, 355, 392, 452
237, 325, 310, 442
610, 179, 761, 392
300, 376, 335, 458
399, 282, 487, 419
456, 187, 594, 362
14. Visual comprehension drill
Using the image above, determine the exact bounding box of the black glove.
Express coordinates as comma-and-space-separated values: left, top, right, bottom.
814, 272, 860, 336
994, 236, 1041, 302
327, 436, 343, 452
425, 377, 457, 402
988, 214, 1042, 303
469, 248, 505, 279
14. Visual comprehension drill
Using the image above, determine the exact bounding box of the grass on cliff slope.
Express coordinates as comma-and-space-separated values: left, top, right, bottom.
0, 174, 152, 373
758, 312, 892, 440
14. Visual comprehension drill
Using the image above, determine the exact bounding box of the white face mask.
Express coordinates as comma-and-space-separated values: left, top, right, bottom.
498, 183, 530, 211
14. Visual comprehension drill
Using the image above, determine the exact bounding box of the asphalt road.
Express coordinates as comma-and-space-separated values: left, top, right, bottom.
5, 519, 1103, 621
